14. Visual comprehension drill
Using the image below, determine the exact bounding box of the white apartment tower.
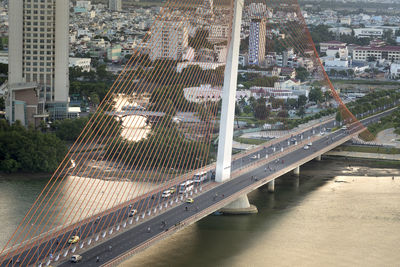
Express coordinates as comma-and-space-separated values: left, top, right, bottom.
248, 18, 267, 66
149, 18, 189, 61
109, 0, 122, 12
7, 0, 69, 124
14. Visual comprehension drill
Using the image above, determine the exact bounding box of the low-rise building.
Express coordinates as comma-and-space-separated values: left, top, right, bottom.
320, 41, 347, 53
107, 45, 122, 62
326, 46, 348, 60
328, 27, 352, 36
177, 62, 225, 73
353, 28, 383, 38
389, 63, 400, 79
183, 84, 222, 103
69, 58, 91, 72
353, 45, 400, 62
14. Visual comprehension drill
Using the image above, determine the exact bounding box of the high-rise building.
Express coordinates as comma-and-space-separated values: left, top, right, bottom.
109, 0, 122, 12
248, 18, 267, 66
149, 18, 189, 61
7, 0, 69, 126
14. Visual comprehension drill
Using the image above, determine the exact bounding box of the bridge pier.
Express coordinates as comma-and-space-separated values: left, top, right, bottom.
315, 155, 322, 161
293, 166, 300, 176
267, 180, 275, 193
220, 194, 258, 215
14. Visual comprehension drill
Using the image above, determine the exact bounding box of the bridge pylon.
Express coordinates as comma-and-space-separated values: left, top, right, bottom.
216, 0, 244, 183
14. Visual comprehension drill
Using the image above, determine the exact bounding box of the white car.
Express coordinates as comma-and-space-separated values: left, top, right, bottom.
303, 145, 310, 150
161, 190, 171, 198
70, 255, 82, 263
308, 142, 313, 146
250, 155, 258, 160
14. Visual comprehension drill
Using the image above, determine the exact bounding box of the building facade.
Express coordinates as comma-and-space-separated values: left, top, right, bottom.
319, 41, 347, 53
183, 84, 222, 103
69, 58, 92, 72
248, 18, 267, 66
109, 0, 122, 12
149, 18, 189, 61
353, 28, 383, 38
7, 0, 69, 126
353, 45, 400, 62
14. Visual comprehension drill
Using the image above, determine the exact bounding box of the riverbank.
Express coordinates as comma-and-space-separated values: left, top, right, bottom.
325, 151, 400, 162
0, 172, 51, 180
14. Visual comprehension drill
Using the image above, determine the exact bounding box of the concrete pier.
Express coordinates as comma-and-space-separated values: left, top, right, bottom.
315, 155, 322, 161
293, 166, 300, 176
220, 194, 258, 215
267, 180, 275, 193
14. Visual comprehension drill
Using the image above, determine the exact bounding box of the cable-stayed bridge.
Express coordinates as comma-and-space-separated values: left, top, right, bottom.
1, 0, 397, 266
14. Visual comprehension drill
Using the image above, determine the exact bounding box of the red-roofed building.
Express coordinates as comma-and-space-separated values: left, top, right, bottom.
353, 45, 400, 62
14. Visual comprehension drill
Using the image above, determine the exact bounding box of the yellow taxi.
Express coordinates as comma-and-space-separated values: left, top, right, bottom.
68, 235, 80, 244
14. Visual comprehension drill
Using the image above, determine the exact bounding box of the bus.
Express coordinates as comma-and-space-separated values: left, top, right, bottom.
179, 180, 194, 194
193, 171, 208, 183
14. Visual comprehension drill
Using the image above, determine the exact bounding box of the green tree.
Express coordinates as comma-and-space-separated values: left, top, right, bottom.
295, 67, 310, 82
297, 106, 306, 118
336, 110, 343, 122
235, 103, 241, 128
310, 25, 335, 46
150, 85, 189, 115
0, 120, 67, 173
324, 91, 332, 102
52, 117, 90, 142
196, 102, 218, 122
0, 63, 8, 75
287, 98, 298, 109
89, 92, 100, 106
243, 105, 252, 114
69, 66, 84, 80
254, 98, 269, 120
0, 97, 4, 111
309, 87, 323, 103
298, 95, 308, 107
96, 64, 109, 79
347, 69, 355, 77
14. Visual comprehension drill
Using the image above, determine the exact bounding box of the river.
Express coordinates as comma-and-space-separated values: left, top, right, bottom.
0, 159, 399, 266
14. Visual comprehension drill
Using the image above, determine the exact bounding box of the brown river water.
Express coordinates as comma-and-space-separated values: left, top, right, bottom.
0, 159, 399, 266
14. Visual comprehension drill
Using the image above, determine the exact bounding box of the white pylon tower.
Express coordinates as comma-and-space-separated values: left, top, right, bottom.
216, 0, 244, 183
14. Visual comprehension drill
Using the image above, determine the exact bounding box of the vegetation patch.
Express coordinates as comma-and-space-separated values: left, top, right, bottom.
337, 145, 400, 155
234, 137, 268, 145
0, 120, 67, 173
